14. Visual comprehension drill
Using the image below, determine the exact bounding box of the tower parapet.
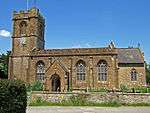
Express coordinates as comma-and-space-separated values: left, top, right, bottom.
13, 8, 44, 22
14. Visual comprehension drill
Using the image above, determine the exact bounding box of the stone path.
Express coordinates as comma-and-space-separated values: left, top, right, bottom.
27, 106, 150, 113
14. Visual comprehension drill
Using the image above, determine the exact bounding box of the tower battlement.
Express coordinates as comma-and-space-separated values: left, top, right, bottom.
13, 7, 44, 22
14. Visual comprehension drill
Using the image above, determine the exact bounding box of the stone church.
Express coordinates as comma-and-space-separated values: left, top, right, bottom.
8, 8, 146, 92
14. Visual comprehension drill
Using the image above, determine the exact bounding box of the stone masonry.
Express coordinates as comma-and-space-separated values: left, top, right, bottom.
8, 7, 146, 92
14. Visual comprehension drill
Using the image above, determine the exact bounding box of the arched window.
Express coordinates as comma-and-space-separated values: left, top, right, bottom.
36, 61, 45, 81
97, 60, 107, 81
20, 21, 27, 35
131, 68, 137, 81
76, 60, 86, 81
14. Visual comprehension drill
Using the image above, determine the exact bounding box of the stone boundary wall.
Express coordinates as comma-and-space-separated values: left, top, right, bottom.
30, 92, 150, 104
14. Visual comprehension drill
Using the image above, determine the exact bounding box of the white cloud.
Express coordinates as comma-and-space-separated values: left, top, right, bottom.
71, 43, 92, 48
71, 44, 82, 48
0, 29, 11, 38
85, 43, 91, 48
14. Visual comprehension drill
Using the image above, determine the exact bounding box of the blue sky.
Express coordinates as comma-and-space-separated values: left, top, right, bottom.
0, 0, 150, 62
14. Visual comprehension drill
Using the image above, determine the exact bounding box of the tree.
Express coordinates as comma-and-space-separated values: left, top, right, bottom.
146, 62, 150, 84
0, 51, 11, 79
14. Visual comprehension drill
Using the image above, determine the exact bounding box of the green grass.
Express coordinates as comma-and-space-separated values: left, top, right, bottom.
123, 103, 150, 107
29, 97, 121, 107
30, 101, 121, 107
29, 96, 150, 107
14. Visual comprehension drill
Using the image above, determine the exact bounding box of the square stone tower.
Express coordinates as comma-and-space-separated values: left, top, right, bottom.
9, 8, 45, 81
12, 7, 45, 55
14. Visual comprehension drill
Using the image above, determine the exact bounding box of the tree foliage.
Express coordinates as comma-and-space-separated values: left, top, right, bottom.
146, 63, 150, 84
0, 79, 27, 113
0, 51, 11, 79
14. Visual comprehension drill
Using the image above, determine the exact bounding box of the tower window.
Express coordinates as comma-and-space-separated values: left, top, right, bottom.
97, 60, 108, 81
20, 21, 27, 35
76, 60, 86, 81
131, 68, 137, 81
36, 61, 45, 81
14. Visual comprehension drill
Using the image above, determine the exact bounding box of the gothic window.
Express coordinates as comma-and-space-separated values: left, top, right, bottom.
20, 21, 27, 35
76, 60, 86, 81
97, 60, 108, 81
131, 68, 137, 81
36, 61, 45, 81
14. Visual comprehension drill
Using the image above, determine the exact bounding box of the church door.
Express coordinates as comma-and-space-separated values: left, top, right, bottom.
51, 74, 61, 92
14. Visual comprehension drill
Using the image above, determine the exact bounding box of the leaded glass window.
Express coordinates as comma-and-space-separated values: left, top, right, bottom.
36, 61, 45, 81
76, 61, 86, 81
97, 60, 107, 81
131, 68, 137, 81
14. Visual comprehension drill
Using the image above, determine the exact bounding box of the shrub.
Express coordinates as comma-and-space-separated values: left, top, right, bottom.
26, 83, 32, 92
147, 88, 150, 93
31, 80, 43, 91
0, 79, 27, 113
66, 95, 87, 106
134, 87, 150, 93
120, 84, 129, 93
139, 87, 147, 93
89, 88, 108, 92
30, 97, 51, 106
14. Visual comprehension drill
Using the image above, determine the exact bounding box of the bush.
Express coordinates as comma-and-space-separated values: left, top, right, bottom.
30, 97, 51, 106
66, 95, 87, 106
147, 88, 150, 93
0, 79, 27, 113
120, 84, 129, 93
134, 87, 150, 93
31, 80, 43, 91
26, 83, 32, 92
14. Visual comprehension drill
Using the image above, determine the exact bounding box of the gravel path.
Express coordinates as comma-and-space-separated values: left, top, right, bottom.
27, 106, 150, 113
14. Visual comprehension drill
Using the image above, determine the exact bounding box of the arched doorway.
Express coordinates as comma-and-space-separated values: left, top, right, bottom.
51, 74, 61, 92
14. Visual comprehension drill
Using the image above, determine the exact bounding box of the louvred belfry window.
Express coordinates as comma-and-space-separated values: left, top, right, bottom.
20, 21, 27, 35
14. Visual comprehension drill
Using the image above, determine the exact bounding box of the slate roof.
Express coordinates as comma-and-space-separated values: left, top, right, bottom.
117, 48, 144, 63
32, 46, 144, 64
34, 47, 117, 56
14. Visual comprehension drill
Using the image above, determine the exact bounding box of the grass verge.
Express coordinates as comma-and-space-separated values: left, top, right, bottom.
29, 97, 150, 107
29, 97, 121, 107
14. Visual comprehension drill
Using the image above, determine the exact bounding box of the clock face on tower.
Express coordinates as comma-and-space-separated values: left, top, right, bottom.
20, 36, 26, 46
20, 33, 27, 46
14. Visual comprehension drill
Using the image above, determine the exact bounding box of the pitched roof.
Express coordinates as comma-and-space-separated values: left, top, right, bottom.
33, 47, 117, 56
31, 46, 144, 64
117, 48, 144, 63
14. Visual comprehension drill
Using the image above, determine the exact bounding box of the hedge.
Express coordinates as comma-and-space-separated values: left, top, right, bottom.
0, 79, 27, 113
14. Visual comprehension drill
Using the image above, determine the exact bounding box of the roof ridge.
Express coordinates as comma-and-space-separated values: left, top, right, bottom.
117, 48, 139, 49
43, 47, 108, 51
